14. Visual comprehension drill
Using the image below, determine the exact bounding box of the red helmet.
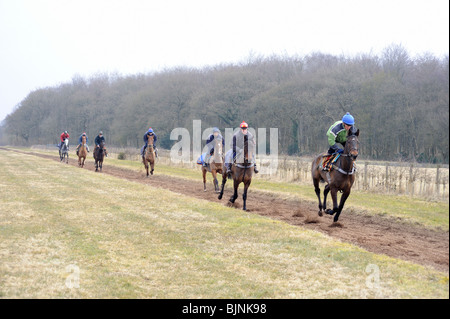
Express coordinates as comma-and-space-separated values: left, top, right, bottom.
240, 121, 248, 128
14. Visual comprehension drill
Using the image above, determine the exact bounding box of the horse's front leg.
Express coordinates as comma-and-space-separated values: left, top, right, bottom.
242, 180, 251, 211
218, 171, 227, 200
230, 179, 238, 204
202, 168, 207, 191
334, 189, 351, 222
211, 170, 219, 193
326, 187, 338, 216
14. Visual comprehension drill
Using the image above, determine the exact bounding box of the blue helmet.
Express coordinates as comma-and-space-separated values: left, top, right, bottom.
342, 112, 355, 125
147, 128, 154, 133
212, 127, 220, 133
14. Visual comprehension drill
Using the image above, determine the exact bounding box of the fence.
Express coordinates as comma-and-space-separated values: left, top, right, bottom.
32, 145, 449, 201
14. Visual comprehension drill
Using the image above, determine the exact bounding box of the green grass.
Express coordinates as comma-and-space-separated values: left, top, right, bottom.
0, 148, 448, 298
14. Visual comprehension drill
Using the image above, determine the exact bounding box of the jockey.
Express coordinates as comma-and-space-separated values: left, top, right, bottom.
76, 132, 89, 154
59, 131, 69, 150
327, 112, 357, 154
94, 131, 107, 157
225, 121, 259, 174
141, 127, 158, 157
203, 127, 225, 167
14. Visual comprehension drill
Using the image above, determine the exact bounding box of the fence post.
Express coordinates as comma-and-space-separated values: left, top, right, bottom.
435, 165, 440, 197
364, 162, 368, 190
409, 163, 414, 196
385, 163, 389, 193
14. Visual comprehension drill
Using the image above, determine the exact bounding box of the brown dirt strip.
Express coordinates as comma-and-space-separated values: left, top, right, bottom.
4, 148, 449, 273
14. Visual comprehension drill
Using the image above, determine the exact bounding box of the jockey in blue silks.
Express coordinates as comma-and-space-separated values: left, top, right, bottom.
203, 127, 225, 167
141, 127, 158, 157
76, 132, 89, 154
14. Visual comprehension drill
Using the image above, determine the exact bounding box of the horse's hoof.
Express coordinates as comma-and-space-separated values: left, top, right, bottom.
218, 194, 223, 200
318, 211, 323, 217
325, 209, 334, 215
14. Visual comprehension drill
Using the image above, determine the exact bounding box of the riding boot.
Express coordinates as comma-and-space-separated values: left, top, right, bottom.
226, 163, 232, 174
155, 147, 158, 158
254, 164, 259, 174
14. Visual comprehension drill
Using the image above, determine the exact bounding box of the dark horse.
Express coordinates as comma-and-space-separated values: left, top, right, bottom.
202, 137, 224, 192
311, 129, 360, 222
94, 141, 106, 172
218, 139, 255, 211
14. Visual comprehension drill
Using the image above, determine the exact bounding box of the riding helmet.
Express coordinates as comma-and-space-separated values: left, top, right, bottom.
240, 121, 248, 128
342, 112, 355, 125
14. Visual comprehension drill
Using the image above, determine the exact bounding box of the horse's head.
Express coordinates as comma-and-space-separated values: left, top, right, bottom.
213, 137, 223, 162
345, 129, 360, 160
243, 139, 255, 164
148, 134, 154, 146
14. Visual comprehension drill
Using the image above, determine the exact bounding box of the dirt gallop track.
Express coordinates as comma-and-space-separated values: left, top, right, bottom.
8, 149, 449, 272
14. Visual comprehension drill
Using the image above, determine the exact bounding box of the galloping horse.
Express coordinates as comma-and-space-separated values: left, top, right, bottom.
218, 139, 255, 211
78, 135, 87, 168
60, 138, 69, 164
94, 141, 106, 172
143, 135, 155, 176
202, 137, 224, 192
311, 129, 360, 222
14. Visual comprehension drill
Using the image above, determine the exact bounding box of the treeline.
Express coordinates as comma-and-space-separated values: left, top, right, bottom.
3, 45, 449, 163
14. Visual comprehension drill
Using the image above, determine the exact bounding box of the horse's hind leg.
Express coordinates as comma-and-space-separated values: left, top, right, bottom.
322, 184, 330, 213
313, 178, 324, 216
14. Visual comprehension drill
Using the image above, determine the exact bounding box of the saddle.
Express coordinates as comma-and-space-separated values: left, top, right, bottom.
322, 154, 340, 171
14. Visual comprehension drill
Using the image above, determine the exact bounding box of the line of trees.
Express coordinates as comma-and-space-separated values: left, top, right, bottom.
3, 45, 449, 163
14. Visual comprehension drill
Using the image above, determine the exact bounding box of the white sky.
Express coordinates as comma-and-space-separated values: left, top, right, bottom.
0, 0, 449, 122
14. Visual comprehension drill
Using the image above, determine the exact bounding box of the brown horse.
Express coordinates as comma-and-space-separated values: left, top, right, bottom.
311, 129, 360, 222
78, 136, 87, 168
143, 135, 155, 177
218, 139, 255, 211
202, 137, 224, 192
94, 141, 106, 172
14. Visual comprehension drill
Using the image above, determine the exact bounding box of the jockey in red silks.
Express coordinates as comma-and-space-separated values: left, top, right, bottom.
59, 131, 69, 150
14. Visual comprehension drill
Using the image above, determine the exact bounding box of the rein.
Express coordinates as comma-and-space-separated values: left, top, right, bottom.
331, 135, 358, 175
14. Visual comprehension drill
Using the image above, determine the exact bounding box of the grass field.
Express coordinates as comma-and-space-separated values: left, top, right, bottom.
0, 149, 448, 298
57, 148, 448, 231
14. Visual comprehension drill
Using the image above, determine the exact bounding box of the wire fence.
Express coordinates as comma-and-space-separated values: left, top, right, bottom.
32, 145, 449, 201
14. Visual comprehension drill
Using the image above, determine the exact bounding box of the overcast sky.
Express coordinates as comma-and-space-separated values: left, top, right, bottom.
0, 0, 448, 123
